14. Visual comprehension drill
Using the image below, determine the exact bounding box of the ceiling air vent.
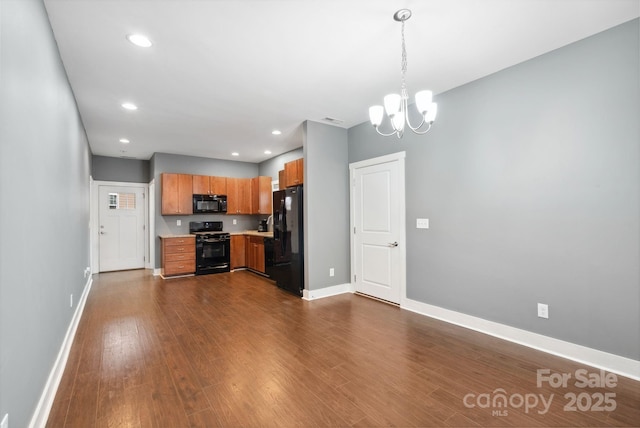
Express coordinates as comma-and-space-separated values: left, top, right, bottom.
322, 117, 344, 125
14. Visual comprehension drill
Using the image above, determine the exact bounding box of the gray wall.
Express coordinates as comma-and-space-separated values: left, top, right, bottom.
348, 19, 640, 360
0, 0, 92, 426
304, 121, 350, 290
92, 155, 150, 183
258, 147, 304, 181
150, 152, 261, 267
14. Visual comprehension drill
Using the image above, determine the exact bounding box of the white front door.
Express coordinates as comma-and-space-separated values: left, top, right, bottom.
351, 152, 406, 304
98, 185, 145, 272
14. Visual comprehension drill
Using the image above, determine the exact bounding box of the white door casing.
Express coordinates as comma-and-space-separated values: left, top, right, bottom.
98, 185, 146, 272
350, 152, 406, 304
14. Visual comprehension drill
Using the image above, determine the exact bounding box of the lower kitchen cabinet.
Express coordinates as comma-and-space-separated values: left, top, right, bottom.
247, 236, 266, 273
160, 236, 195, 277
230, 235, 245, 269
231, 234, 267, 274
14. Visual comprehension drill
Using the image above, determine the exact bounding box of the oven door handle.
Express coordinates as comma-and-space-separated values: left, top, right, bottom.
200, 238, 227, 243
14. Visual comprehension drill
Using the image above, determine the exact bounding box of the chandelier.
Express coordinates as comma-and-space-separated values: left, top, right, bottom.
369, 9, 438, 138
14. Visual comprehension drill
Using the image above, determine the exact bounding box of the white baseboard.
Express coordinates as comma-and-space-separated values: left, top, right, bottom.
303, 283, 353, 300
29, 274, 93, 428
153, 268, 161, 276
402, 298, 640, 381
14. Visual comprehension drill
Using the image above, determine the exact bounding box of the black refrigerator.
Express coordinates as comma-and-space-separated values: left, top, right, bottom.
265, 186, 303, 296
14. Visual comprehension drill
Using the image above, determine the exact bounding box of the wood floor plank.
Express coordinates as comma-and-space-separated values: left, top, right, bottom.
47, 269, 640, 427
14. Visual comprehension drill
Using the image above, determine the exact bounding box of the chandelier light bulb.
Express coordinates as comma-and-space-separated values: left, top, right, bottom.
384, 94, 402, 117
415, 90, 433, 114
392, 113, 405, 132
425, 103, 438, 123
368, 9, 437, 138
369, 106, 384, 127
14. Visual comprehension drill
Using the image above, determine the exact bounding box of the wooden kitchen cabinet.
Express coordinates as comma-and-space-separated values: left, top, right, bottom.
161, 173, 193, 215
226, 177, 252, 214
278, 170, 286, 190
161, 236, 195, 277
245, 235, 266, 273
284, 158, 303, 187
251, 176, 272, 215
192, 175, 227, 195
230, 235, 245, 269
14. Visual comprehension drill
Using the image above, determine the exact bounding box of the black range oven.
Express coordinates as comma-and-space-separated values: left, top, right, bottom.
189, 221, 230, 275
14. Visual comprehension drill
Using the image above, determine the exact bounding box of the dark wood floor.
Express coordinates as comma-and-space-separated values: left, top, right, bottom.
47, 270, 639, 427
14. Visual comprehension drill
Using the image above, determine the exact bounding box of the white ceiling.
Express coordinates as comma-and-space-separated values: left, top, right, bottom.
43, 0, 639, 163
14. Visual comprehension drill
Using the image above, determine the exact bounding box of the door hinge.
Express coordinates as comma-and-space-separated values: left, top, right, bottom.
354, 274, 356, 282
353, 227, 356, 234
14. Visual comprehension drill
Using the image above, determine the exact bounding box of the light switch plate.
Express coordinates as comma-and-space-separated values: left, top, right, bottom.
538, 303, 549, 319
416, 218, 429, 229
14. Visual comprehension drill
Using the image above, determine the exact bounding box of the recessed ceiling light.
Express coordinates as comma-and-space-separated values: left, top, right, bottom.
126, 34, 152, 48
121, 102, 138, 111
231, 152, 239, 157
119, 138, 130, 144
271, 130, 282, 135
264, 150, 272, 155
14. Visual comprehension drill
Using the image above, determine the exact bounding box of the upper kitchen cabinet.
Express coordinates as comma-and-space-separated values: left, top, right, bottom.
192, 175, 227, 195
251, 176, 272, 215
284, 158, 303, 187
278, 170, 286, 190
162, 173, 193, 215
226, 177, 252, 214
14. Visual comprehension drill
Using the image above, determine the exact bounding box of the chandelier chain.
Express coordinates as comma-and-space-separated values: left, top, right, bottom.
400, 19, 407, 96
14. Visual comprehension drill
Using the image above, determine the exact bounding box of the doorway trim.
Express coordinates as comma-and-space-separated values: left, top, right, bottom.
349, 151, 407, 305
90, 180, 150, 273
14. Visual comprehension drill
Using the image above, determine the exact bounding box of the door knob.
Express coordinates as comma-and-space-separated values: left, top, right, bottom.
388, 242, 398, 247
100, 231, 106, 235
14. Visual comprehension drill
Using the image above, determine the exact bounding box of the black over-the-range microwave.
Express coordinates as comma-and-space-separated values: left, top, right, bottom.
193, 194, 227, 213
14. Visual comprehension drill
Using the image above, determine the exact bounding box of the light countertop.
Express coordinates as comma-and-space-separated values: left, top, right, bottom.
159, 231, 273, 239
232, 230, 274, 238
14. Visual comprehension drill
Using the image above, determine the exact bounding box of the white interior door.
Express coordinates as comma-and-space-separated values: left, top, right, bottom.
351, 153, 405, 304
98, 185, 145, 272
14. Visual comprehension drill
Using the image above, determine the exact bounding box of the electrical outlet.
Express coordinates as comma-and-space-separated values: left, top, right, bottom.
233, 219, 237, 225
537, 303, 549, 319
70, 294, 73, 308
1, 413, 8, 428
329, 268, 335, 277
177, 219, 181, 226
416, 218, 429, 229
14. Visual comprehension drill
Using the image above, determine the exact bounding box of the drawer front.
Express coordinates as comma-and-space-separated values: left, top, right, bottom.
163, 237, 195, 247
165, 252, 195, 262
164, 260, 195, 275
164, 244, 194, 254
